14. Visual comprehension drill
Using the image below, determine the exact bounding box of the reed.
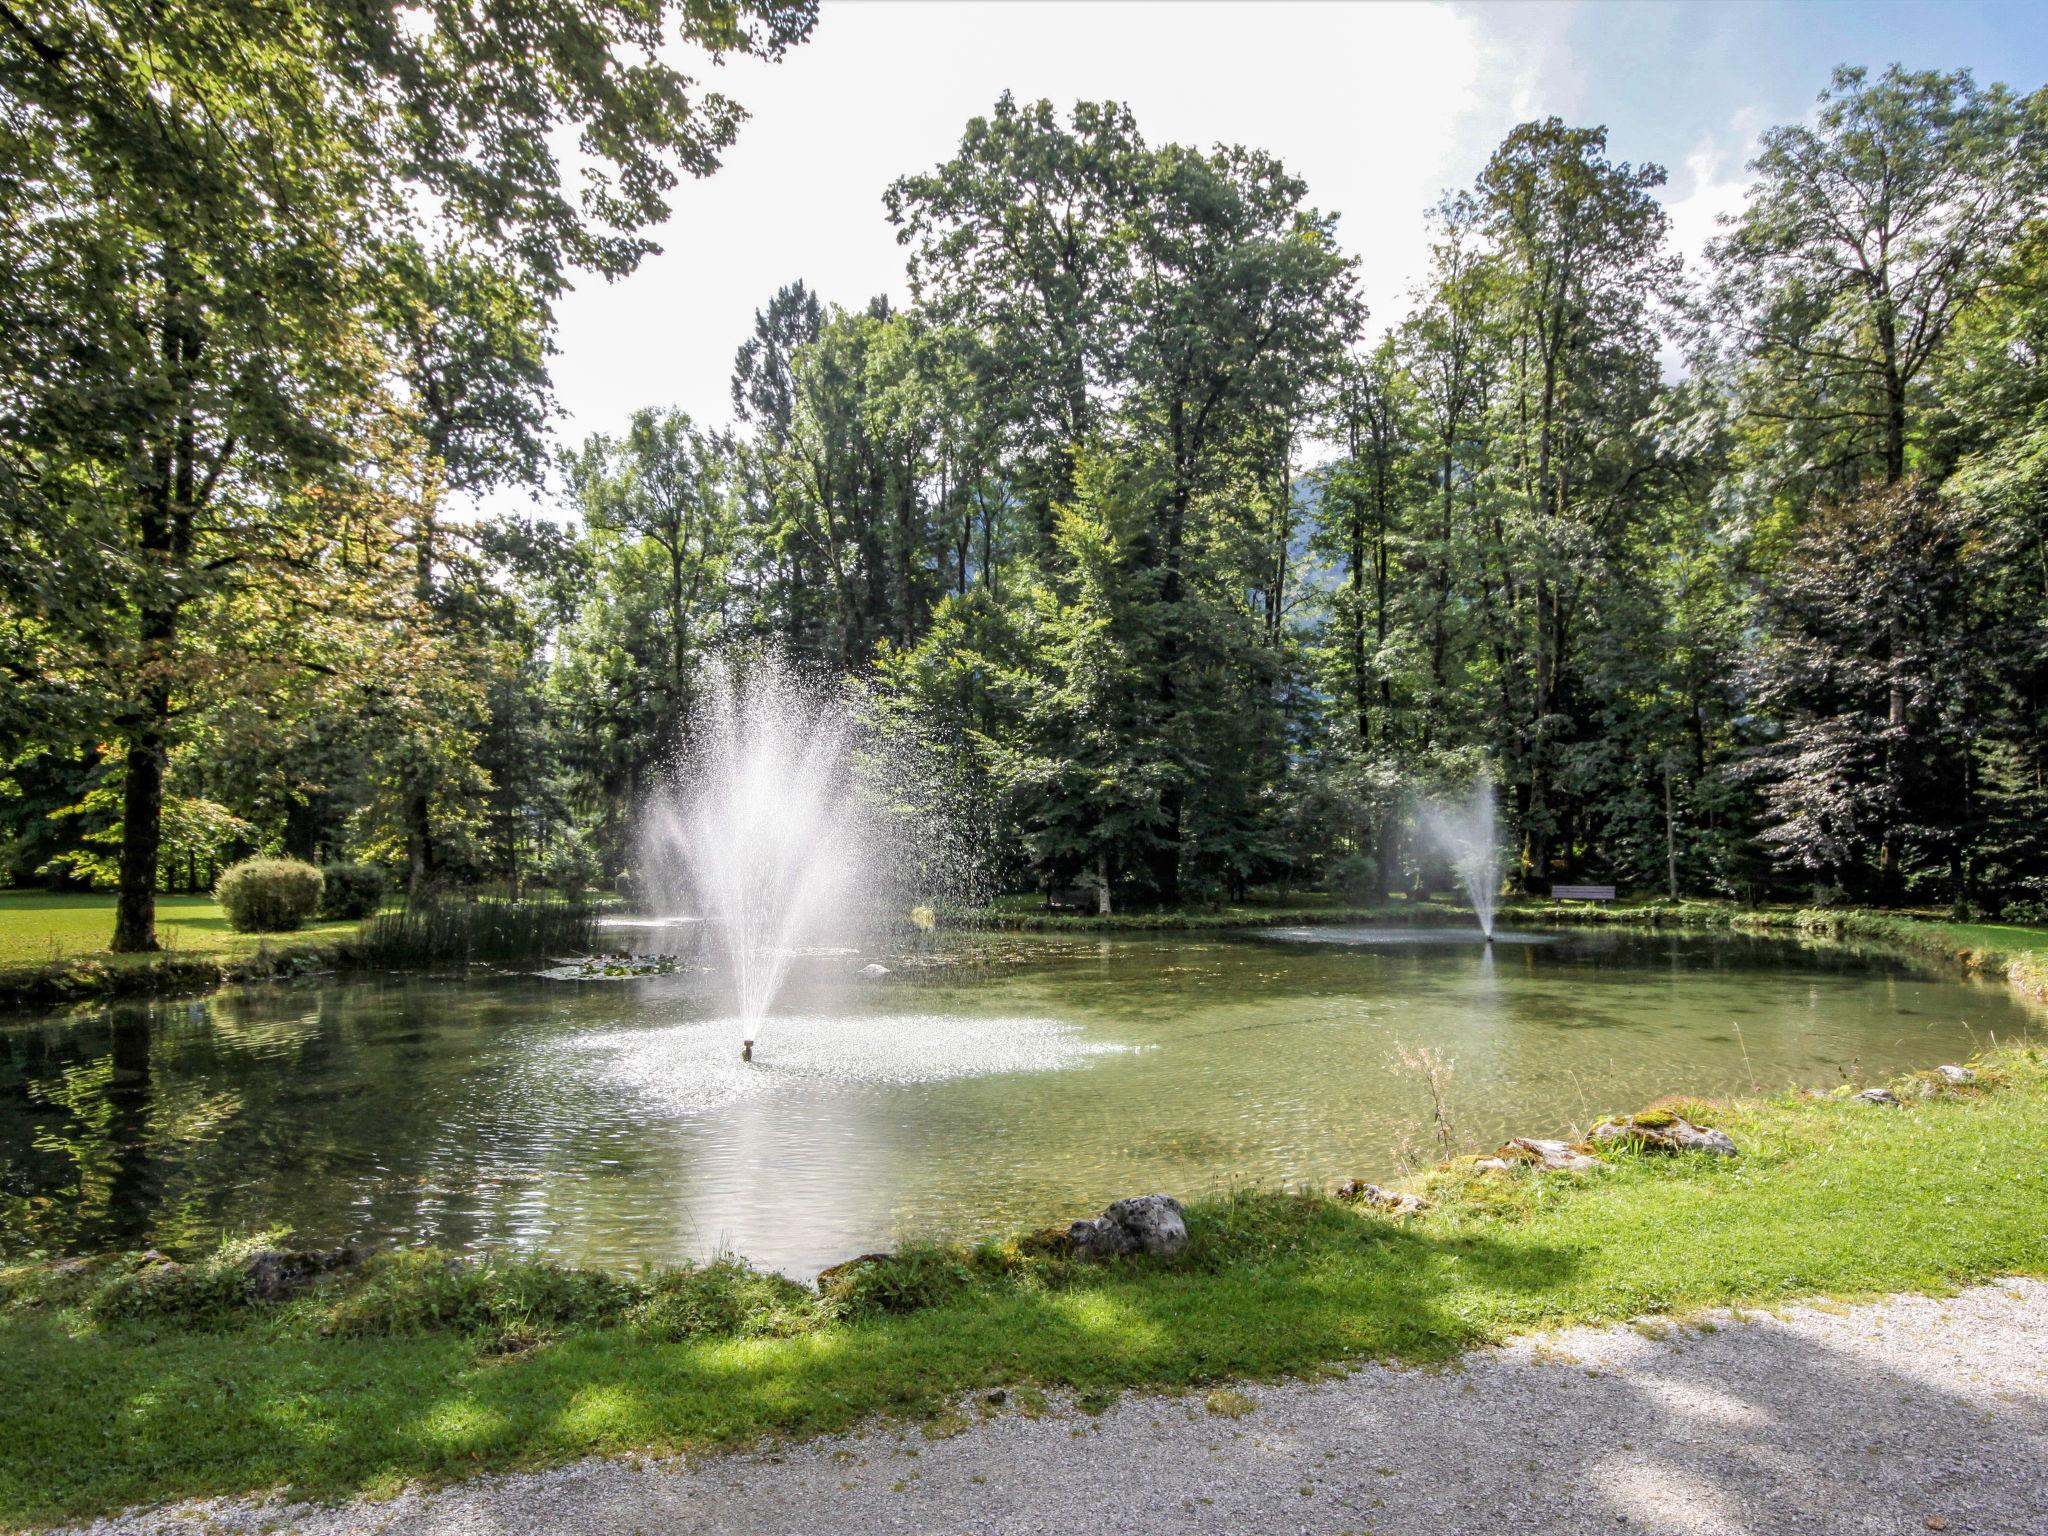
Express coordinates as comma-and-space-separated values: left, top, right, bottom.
354, 895, 595, 967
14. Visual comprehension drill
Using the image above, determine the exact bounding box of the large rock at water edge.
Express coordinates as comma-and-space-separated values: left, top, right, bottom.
244, 1246, 364, 1301
1591, 1110, 1737, 1157
1475, 1137, 1603, 1174
1068, 1194, 1188, 1260
1852, 1087, 1902, 1106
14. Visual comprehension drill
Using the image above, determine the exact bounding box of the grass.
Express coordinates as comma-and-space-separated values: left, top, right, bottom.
3, 1046, 2044, 1529
0, 891, 597, 1009
0, 892, 364, 967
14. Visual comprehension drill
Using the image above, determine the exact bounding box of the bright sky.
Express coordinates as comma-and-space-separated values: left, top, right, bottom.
510, 0, 2048, 508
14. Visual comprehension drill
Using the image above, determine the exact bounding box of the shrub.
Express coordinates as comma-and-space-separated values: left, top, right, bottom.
318, 862, 386, 920
214, 858, 324, 932
320, 1251, 632, 1338
84, 1242, 262, 1326
630, 1259, 819, 1341
817, 1243, 974, 1320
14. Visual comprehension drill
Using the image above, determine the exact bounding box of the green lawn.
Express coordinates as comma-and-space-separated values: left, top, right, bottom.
0, 891, 363, 967
3, 1050, 2045, 1528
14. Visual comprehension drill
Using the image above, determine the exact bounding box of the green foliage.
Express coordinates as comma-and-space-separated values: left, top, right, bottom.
818, 1244, 976, 1320
321, 1252, 633, 1340
80, 1238, 279, 1327
8, 51, 2048, 950
213, 859, 324, 933
317, 863, 386, 920
630, 1260, 820, 1341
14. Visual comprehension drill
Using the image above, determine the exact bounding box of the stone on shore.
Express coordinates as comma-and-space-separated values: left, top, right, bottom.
1477, 1137, 1604, 1174
1591, 1109, 1738, 1156
1853, 1087, 1903, 1106
1333, 1179, 1430, 1214
1067, 1194, 1188, 1259
1936, 1064, 1975, 1085
244, 1246, 364, 1301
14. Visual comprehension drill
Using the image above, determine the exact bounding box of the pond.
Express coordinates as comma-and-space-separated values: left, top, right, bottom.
2, 927, 2037, 1277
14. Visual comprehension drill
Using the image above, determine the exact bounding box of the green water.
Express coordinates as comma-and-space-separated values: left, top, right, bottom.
1, 927, 2035, 1276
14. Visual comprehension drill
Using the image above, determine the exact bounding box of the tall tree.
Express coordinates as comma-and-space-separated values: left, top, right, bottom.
0, 0, 815, 950
1709, 65, 2045, 498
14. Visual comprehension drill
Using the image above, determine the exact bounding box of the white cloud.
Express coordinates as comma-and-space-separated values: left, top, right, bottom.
1662, 107, 1765, 274
539, 1, 1543, 460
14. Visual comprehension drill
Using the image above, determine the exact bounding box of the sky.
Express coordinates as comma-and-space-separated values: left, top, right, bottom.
508, 0, 2048, 508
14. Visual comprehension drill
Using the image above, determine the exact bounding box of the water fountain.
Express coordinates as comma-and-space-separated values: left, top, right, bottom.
638, 653, 883, 1061
1421, 777, 1500, 941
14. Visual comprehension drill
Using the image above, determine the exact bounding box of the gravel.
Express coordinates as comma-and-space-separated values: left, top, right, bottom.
53, 1279, 2048, 1535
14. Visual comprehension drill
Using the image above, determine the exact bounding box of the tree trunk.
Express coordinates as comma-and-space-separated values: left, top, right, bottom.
111, 706, 167, 952
1664, 760, 1679, 900
406, 790, 437, 896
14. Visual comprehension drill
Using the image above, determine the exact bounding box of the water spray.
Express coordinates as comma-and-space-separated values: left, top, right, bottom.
1421, 775, 1500, 942
638, 650, 957, 1059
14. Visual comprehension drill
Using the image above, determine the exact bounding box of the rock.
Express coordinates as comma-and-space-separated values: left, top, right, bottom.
1936, 1064, 1975, 1085
1501, 1137, 1603, 1173
1067, 1194, 1187, 1260
815, 1252, 893, 1289
1853, 1087, 1902, 1106
244, 1246, 364, 1301
1591, 1111, 1738, 1156
859, 963, 891, 978
1333, 1179, 1429, 1215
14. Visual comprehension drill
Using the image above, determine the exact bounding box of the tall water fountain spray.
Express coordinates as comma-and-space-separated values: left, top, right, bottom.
1421, 777, 1501, 941
639, 655, 876, 1061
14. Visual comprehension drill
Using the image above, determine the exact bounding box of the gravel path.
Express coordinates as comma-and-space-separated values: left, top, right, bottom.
59, 1280, 2048, 1536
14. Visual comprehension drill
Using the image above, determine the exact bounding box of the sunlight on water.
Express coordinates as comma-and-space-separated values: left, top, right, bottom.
3, 929, 2039, 1275
556, 1012, 1133, 1114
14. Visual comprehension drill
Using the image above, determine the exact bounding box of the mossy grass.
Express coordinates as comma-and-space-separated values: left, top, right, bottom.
3, 1046, 2045, 1528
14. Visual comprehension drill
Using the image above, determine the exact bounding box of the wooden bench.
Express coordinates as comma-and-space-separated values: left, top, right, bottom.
1550, 884, 1617, 902
1044, 886, 1094, 913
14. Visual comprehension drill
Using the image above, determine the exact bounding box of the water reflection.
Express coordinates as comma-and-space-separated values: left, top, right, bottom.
1, 929, 2038, 1276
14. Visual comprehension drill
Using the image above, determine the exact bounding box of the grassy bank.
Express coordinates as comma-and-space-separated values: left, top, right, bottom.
0, 894, 371, 1010
0, 893, 599, 1011
1499, 897, 2048, 1001
967, 894, 2048, 1000
965, 891, 1478, 932
3, 1047, 2044, 1528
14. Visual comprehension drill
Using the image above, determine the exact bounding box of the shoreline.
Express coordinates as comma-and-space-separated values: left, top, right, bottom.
3, 1044, 2044, 1527
9, 896, 2048, 1014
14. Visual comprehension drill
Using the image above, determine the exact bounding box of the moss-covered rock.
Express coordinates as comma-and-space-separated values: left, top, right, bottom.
1591, 1112, 1738, 1156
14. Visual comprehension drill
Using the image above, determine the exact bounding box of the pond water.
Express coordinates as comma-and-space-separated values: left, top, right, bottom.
2, 927, 2036, 1277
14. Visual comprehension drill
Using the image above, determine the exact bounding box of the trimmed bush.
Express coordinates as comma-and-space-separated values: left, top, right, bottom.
318, 862, 386, 920
214, 858, 324, 933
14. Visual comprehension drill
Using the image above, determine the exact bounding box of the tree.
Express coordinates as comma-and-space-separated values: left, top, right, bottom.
1709, 66, 2046, 498
1745, 482, 1983, 900
0, 0, 816, 950
563, 410, 734, 758
888, 95, 1146, 535
1474, 118, 1675, 888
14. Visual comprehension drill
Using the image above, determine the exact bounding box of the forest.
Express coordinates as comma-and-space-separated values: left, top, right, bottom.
5, 3, 2047, 948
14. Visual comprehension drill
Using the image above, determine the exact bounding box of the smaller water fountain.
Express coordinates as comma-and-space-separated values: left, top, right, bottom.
1421, 777, 1500, 941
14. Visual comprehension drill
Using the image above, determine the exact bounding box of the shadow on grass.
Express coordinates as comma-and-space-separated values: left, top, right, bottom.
0, 1217, 1575, 1523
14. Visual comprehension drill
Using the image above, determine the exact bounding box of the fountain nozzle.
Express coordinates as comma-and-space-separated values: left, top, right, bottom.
741, 1039, 753, 1062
